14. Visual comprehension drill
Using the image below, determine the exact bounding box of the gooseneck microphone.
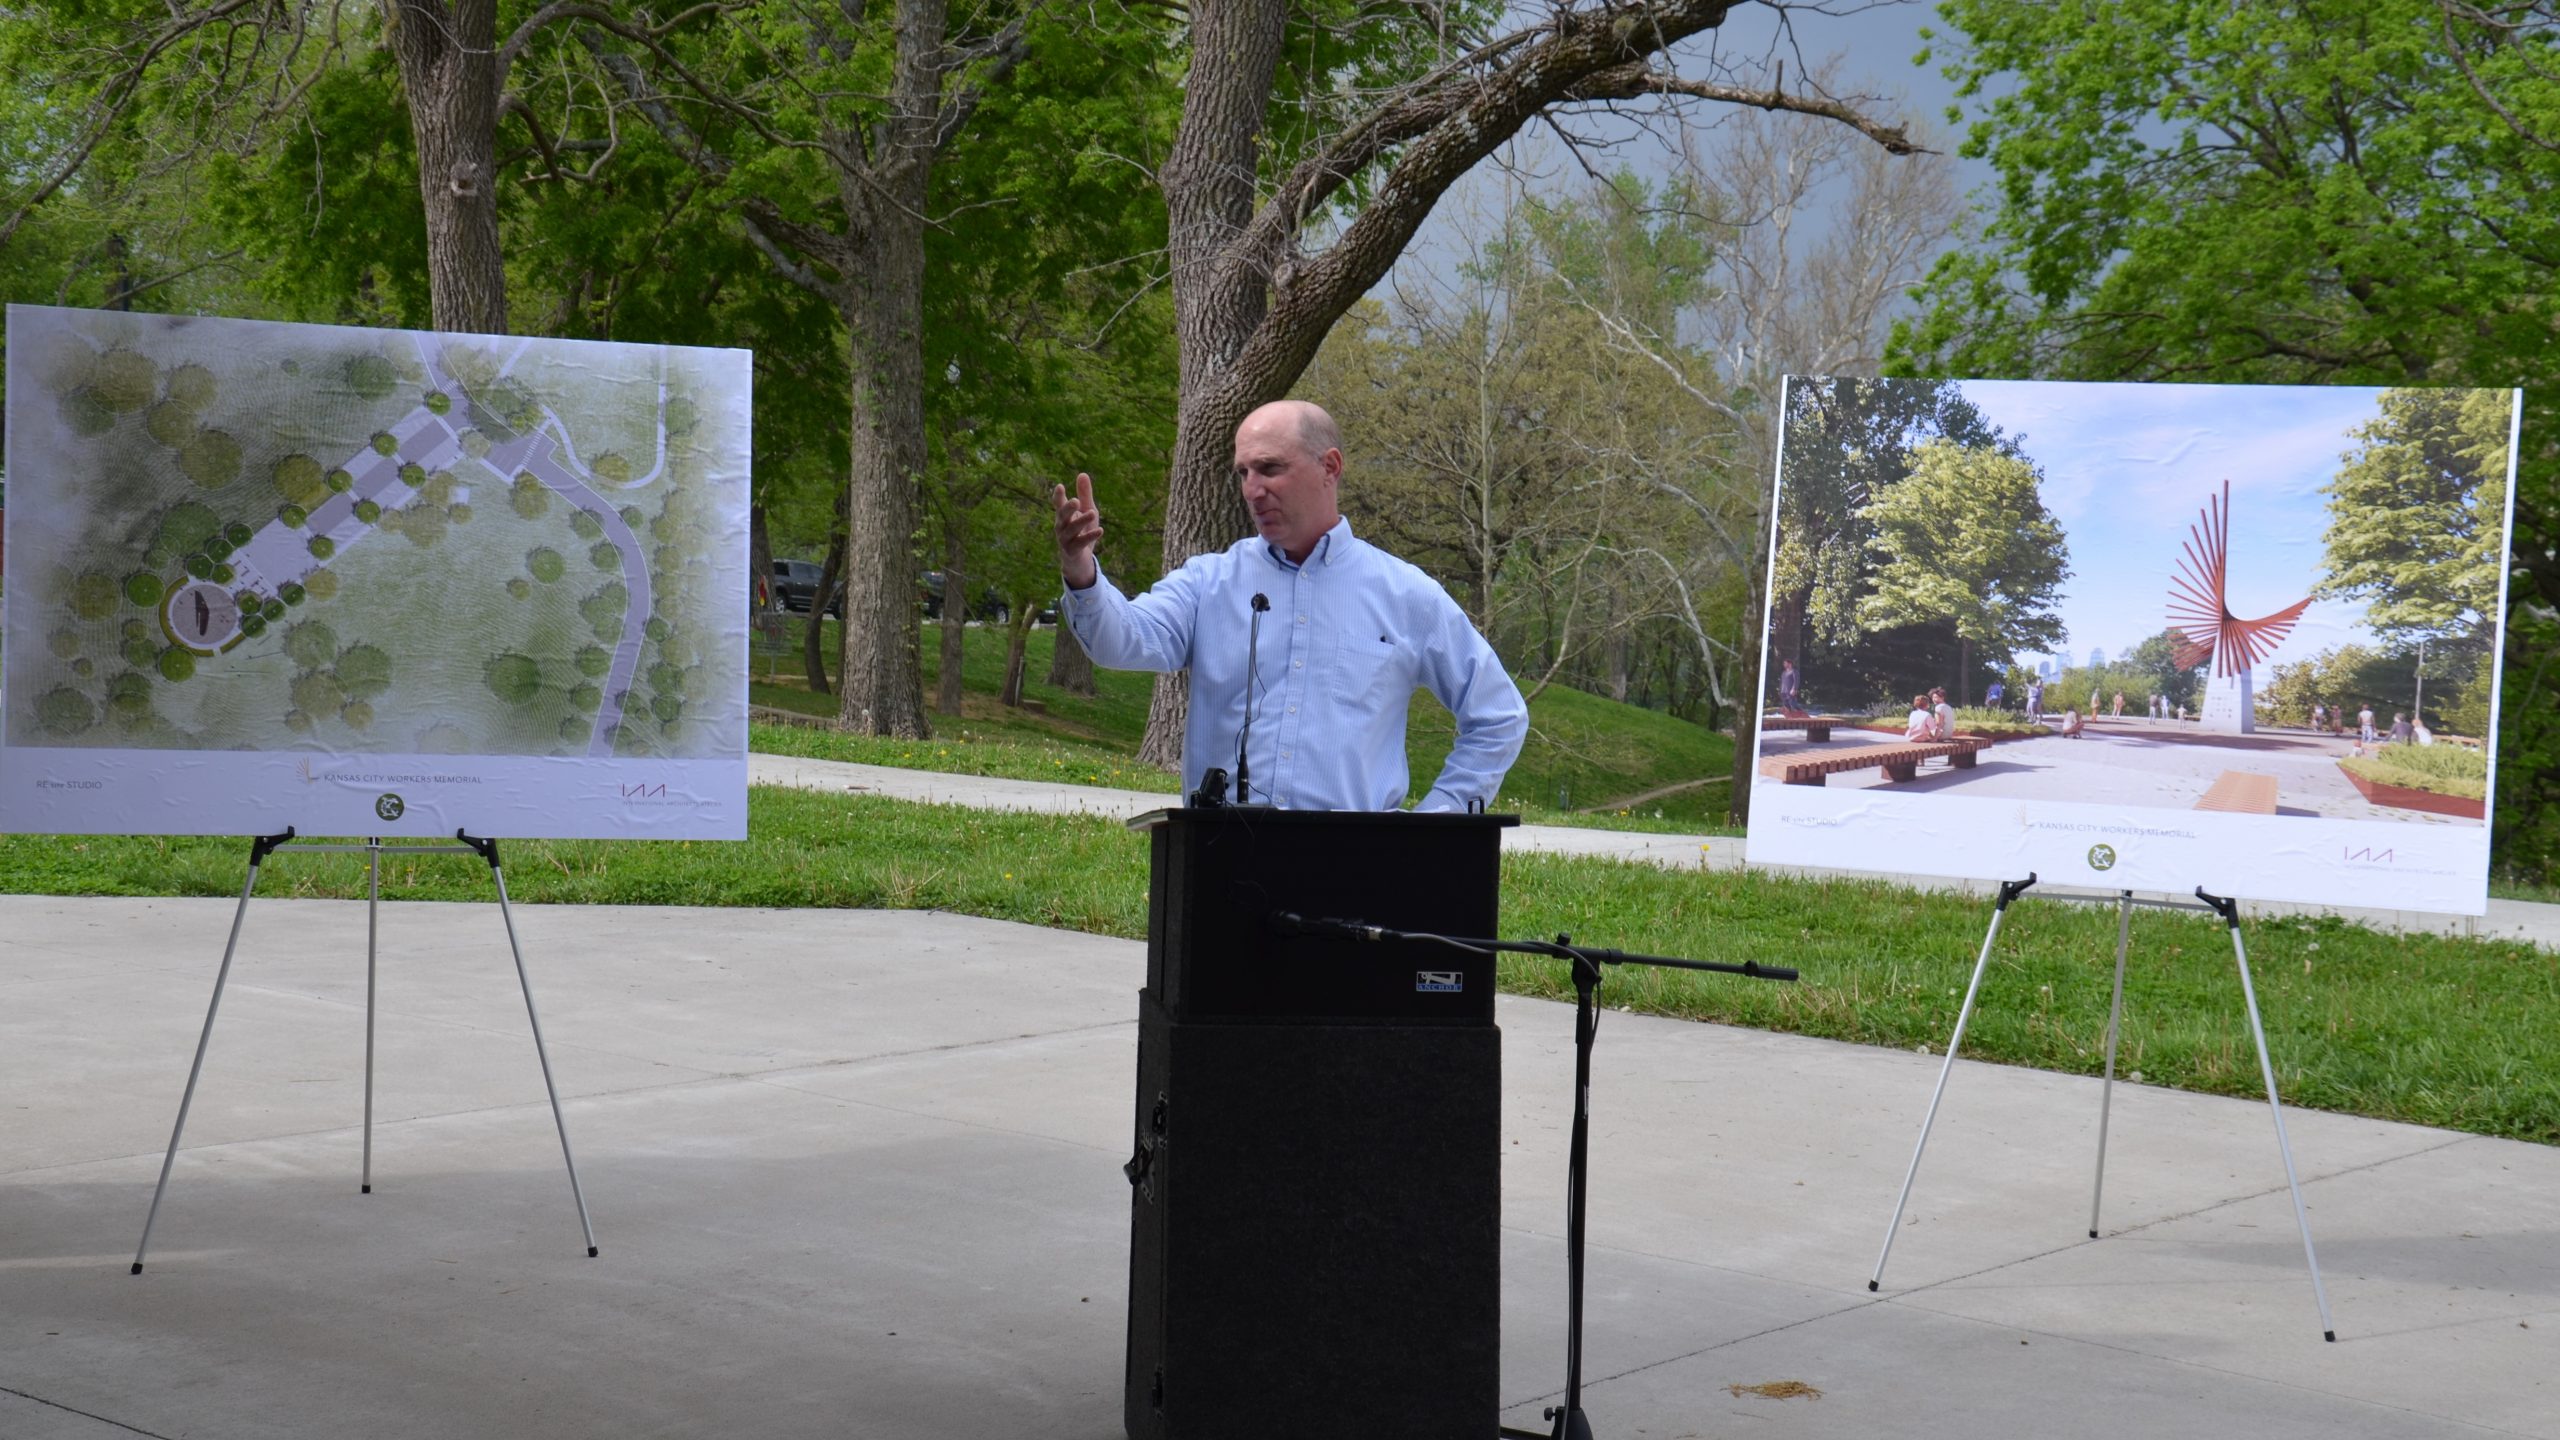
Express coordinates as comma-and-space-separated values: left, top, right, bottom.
1234, 592, 1271, 803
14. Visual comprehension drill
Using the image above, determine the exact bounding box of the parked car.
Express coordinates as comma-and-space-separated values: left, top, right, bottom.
771, 559, 843, 618
918, 570, 1012, 623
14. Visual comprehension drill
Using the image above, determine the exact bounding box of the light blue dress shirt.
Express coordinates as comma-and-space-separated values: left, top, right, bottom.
1062, 518, 1528, 812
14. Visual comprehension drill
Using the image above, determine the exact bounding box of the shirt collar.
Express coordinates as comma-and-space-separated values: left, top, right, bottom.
1262, 516, 1355, 571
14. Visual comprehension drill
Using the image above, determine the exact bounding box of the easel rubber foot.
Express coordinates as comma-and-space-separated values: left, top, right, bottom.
587, 1246, 599, 1258
129, 1263, 142, 1275
361, 1185, 372, 1194
2324, 1330, 2336, 1343
1867, 1280, 1879, 1292
2089, 1229, 2099, 1238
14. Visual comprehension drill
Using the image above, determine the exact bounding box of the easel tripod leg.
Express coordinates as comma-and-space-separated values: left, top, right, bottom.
490, 866, 598, 1257
2089, 891, 2132, 1237
2220, 904, 2338, 1341
1551, 952, 1598, 1440
1872, 879, 2030, 1291
133, 855, 264, 1274
362, 839, 380, 1194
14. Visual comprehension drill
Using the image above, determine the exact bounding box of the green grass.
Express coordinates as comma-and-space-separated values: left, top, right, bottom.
753, 719, 1179, 792
750, 618, 1738, 831
0, 790, 1147, 934
5, 792, 2550, 1143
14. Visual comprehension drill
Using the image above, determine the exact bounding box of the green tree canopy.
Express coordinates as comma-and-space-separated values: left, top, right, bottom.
1856, 439, 2070, 702
2320, 388, 2513, 654
1773, 377, 2017, 660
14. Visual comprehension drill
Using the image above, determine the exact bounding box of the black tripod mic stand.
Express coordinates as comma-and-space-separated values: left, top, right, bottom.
1281, 914, 1796, 1440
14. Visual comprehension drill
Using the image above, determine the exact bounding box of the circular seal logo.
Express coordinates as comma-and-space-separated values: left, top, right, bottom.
2087, 842, 2118, 871
375, 793, 406, 822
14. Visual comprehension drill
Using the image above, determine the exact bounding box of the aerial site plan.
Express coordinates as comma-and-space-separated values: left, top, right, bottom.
2, 305, 749, 838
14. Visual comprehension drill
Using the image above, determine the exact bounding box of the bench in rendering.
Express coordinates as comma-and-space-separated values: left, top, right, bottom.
2194, 771, 2278, 814
1758, 738, 1989, 786
1760, 716, 1835, 741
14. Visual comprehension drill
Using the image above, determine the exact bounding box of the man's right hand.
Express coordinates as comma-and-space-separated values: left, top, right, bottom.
1053, 471, 1102, 590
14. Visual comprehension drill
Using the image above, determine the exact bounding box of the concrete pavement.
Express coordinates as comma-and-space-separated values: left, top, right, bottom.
746, 752, 2560, 948
4, 894, 2552, 1439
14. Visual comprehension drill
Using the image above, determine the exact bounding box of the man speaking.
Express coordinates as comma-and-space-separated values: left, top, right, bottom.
1052, 400, 1526, 812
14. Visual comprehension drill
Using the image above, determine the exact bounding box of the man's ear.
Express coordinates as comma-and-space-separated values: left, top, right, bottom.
1320, 447, 1343, 483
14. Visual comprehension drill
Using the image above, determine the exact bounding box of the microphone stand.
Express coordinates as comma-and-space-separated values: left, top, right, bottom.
1278, 915, 1795, 1440
1235, 593, 1270, 803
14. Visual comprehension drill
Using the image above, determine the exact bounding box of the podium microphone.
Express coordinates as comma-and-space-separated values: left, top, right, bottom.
1235, 593, 1271, 803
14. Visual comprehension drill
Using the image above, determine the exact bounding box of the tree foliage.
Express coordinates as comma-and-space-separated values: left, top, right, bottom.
1304, 171, 1753, 719
2321, 388, 2513, 654
1856, 439, 2069, 701
1771, 377, 2014, 658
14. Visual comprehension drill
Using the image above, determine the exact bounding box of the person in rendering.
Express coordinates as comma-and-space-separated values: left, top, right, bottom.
2059, 705, 2085, 738
2111, 690, 2124, 718
1985, 678, 2005, 709
1051, 400, 1527, 812
2359, 704, 2377, 745
2389, 712, 2412, 745
2025, 677, 2044, 724
1904, 693, 1935, 742
1931, 687, 1956, 744
2414, 717, 2435, 746
1778, 658, 1802, 714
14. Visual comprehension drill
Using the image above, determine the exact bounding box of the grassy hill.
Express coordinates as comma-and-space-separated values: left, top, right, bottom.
750, 619, 1737, 831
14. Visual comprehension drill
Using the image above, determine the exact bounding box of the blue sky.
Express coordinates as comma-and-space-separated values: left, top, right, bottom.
1953, 380, 2390, 671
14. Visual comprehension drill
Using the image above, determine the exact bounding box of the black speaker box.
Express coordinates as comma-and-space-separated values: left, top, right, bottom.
1123, 990, 1500, 1440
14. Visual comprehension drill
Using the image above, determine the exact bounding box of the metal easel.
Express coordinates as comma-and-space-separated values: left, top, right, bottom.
1866, 875, 2335, 1341
132, 828, 597, 1272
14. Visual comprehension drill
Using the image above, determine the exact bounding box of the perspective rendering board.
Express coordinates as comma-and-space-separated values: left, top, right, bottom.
2, 305, 750, 839
1746, 376, 2519, 914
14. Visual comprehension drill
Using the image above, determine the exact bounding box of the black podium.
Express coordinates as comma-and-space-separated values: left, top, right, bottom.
1122, 806, 1515, 1440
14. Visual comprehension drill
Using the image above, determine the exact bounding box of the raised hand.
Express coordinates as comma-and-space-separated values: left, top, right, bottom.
1053, 471, 1103, 590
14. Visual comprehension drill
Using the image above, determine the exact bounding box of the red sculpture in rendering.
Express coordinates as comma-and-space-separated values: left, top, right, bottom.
2168, 480, 2312, 675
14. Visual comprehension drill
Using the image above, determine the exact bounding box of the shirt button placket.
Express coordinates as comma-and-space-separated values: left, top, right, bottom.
1275, 568, 1309, 799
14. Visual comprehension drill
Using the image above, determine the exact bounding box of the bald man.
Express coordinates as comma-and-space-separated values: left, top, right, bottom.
1052, 400, 1527, 812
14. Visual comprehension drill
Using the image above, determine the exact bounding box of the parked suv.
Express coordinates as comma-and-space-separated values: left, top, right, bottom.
771, 559, 843, 618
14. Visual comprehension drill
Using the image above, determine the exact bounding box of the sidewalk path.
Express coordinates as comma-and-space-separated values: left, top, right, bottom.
2, 896, 2547, 1439
746, 753, 2560, 948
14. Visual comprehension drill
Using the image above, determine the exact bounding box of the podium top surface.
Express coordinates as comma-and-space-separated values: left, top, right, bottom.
1126, 806, 1521, 834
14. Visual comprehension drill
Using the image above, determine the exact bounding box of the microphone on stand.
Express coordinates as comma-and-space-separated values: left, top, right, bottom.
1234, 593, 1271, 804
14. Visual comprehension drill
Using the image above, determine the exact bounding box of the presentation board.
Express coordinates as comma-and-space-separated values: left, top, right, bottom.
2, 306, 750, 839
1746, 377, 2519, 915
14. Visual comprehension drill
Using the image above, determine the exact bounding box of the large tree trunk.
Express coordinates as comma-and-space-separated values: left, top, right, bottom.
385, 1, 507, 333
1140, 0, 1292, 767
830, 0, 945, 739
1047, 617, 1095, 695
936, 506, 969, 717
835, 276, 931, 736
